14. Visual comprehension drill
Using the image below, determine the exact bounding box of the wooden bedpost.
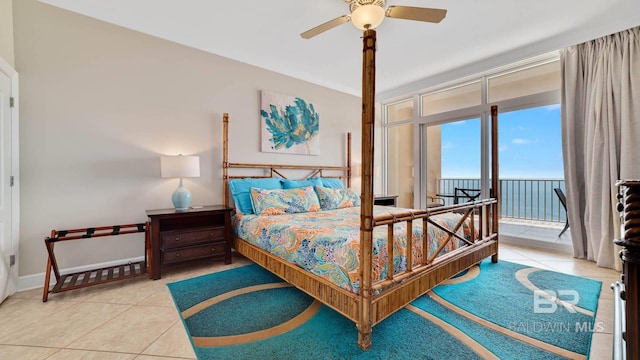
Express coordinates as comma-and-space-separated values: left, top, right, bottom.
223, 113, 230, 208
358, 28, 376, 350
490, 105, 499, 263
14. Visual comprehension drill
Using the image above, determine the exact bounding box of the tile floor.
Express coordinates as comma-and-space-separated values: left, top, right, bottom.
0, 244, 620, 360
500, 218, 572, 244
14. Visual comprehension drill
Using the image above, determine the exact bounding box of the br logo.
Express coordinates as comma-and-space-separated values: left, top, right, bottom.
533, 289, 580, 313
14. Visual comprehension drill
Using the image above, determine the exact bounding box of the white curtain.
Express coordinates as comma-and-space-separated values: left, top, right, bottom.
560, 26, 640, 270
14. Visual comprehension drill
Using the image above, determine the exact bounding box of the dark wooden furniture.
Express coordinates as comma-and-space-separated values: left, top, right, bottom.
42, 223, 148, 302
613, 179, 640, 360
374, 195, 398, 207
146, 205, 232, 280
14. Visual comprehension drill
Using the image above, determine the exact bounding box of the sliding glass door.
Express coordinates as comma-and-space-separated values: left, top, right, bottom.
421, 118, 481, 208
498, 105, 565, 223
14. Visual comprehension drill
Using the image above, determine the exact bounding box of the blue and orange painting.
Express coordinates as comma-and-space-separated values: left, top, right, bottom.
260, 90, 320, 155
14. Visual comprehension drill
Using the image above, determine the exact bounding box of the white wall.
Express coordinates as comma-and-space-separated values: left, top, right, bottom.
0, 0, 14, 66
13, 0, 361, 277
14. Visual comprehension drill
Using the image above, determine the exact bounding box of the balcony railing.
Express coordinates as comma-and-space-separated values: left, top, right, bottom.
436, 178, 566, 223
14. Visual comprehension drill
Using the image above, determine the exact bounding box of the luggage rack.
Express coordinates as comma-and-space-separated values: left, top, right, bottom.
42, 223, 148, 302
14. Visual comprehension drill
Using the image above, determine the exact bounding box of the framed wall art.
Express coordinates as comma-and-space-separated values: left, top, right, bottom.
260, 90, 320, 155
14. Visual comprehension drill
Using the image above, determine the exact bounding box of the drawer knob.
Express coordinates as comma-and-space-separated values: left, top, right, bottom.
209, 233, 214, 237
175, 253, 181, 257
174, 237, 180, 242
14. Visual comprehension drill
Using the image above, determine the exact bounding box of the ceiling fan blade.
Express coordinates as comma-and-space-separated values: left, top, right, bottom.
301, 15, 350, 39
386, 6, 447, 23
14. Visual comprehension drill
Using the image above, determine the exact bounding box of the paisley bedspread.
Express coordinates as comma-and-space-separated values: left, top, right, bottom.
234, 206, 475, 295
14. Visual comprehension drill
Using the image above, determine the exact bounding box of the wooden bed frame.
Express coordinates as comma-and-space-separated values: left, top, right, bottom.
222, 29, 500, 350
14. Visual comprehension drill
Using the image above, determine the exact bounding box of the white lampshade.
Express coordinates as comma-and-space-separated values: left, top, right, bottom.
351, 4, 385, 30
161, 155, 200, 211
160, 155, 200, 178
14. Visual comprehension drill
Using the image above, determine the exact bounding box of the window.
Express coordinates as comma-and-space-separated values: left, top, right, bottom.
421, 81, 481, 116
498, 105, 565, 221
383, 57, 562, 215
387, 123, 414, 208
387, 99, 413, 123
488, 61, 560, 102
425, 119, 481, 206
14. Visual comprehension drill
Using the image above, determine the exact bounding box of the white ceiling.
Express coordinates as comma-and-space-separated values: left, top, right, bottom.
39, 0, 640, 99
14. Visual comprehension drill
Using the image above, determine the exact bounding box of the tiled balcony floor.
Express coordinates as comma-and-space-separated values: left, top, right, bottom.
500, 218, 573, 253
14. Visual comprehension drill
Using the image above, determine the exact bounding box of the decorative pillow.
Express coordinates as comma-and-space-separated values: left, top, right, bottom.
320, 177, 345, 189
250, 186, 321, 215
228, 178, 283, 214
281, 178, 323, 189
315, 185, 360, 210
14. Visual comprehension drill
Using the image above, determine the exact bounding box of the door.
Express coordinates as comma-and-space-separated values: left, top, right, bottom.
419, 118, 482, 209
0, 68, 14, 303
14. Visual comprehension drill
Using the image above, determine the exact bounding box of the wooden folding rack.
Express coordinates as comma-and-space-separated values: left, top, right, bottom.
42, 223, 148, 302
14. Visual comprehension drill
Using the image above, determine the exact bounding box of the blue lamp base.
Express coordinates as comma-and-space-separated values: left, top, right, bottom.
171, 178, 192, 211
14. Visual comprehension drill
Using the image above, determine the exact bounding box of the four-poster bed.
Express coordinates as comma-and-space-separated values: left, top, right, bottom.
222, 29, 500, 350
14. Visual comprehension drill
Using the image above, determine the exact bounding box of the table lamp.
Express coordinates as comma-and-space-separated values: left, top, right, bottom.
160, 155, 200, 211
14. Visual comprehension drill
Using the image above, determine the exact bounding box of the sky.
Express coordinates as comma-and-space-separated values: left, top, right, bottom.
440, 105, 564, 179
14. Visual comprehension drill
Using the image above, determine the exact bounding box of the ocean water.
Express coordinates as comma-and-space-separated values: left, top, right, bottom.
437, 179, 566, 222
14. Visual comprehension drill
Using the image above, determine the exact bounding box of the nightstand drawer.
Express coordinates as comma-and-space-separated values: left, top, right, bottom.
147, 205, 233, 280
161, 227, 225, 249
162, 242, 226, 264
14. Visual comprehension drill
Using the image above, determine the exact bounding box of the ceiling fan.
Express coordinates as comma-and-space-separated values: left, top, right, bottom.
300, 0, 447, 39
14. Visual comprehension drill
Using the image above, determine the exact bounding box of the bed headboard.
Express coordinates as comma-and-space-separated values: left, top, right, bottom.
221, 112, 352, 208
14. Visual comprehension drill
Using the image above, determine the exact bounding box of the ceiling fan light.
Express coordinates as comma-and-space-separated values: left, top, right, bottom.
351, 4, 385, 30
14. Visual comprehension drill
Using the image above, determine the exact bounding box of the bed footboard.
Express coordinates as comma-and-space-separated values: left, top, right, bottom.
231, 199, 499, 349
232, 237, 361, 321
368, 199, 498, 325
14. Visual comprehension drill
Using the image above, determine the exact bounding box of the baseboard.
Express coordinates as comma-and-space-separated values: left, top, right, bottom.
18, 256, 146, 292
499, 234, 573, 255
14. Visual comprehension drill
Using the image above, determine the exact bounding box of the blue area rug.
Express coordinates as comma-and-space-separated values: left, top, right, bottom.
167, 260, 602, 359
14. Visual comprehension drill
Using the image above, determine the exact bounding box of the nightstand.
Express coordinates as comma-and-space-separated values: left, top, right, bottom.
146, 205, 233, 280
374, 195, 398, 207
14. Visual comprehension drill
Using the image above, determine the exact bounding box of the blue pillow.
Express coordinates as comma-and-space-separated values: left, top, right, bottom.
281, 178, 323, 189
228, 178, 283, 214
320, 177, 345, 189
